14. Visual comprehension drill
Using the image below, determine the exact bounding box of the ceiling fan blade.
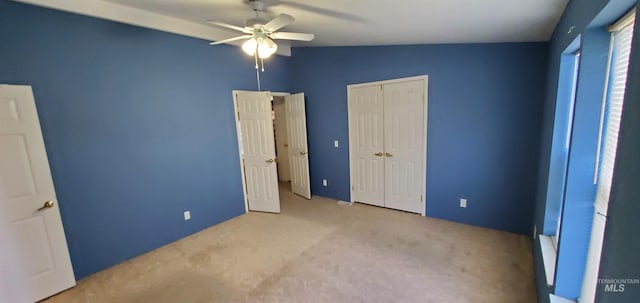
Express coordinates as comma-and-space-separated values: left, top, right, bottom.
270, 32, 314, 41
209, 35, 252, 45
206, 21, 252, 34
263, 14, 294, 32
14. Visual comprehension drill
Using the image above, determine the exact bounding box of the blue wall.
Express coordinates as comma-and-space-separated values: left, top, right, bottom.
289, 43, 549, 235
533, 0, 638, 301
0, 0, 289, 279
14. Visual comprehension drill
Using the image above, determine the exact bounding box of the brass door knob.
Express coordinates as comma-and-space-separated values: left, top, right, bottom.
385, 152, 393, 157
266, 158, 275, 163
374, 152, 383, 157
38, 200, 55, 211
300, 151, 307, 155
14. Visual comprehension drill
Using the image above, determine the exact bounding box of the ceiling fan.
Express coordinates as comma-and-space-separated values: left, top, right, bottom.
207, 0, 315, 70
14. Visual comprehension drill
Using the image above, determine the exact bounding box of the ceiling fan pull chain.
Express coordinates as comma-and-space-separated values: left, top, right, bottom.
256, 68, 261, 91
254, 51, 259, 70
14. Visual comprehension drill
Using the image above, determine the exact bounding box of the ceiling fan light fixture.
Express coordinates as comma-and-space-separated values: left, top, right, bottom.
258, 37, 278, 59
241, 37, 258, 56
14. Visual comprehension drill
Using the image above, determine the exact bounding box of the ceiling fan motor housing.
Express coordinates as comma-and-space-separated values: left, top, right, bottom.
245, 17, 267, 29
246, 1, 267, 29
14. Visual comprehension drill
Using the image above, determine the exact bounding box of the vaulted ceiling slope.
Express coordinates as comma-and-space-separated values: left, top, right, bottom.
15, 0, 568, 53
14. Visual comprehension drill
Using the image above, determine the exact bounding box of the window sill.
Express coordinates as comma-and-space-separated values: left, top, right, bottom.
550, 294, 576, 303
539, 234, 557, 286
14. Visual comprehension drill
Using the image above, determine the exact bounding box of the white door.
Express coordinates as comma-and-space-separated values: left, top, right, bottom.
348, 85, 385, 207
236, 91, 280, 213
0, 85, 75, 302
383, 80, 425, 213
285, 93, 311, 199
273, 99, 291, 181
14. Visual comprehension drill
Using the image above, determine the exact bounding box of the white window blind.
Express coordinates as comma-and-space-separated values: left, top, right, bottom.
581, 10, 635, 303
595, 11, 635, 215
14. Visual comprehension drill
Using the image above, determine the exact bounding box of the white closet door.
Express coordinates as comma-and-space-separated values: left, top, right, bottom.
285, 93, 311, 199
383, 80, 425, 213
236, 91, 280, 213
0, 85, 75, 302
349, 85, 385, 206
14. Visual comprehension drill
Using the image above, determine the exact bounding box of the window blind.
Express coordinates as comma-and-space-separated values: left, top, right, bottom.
595, 11, 635, 215
581, 11, 636, 303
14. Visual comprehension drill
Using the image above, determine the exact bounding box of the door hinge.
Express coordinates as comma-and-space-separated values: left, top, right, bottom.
420, 195, 423, 202
237, 111, 240, 120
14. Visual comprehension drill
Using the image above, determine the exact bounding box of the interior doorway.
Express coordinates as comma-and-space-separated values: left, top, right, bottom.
273, 96, 291, 182
233, 91, 311, 214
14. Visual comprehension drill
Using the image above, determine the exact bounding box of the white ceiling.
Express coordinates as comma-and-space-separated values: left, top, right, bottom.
16, 0, 568, 51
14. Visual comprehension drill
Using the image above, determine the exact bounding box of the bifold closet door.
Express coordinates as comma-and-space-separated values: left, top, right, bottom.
383, 80, 425, 213
349, 85, 385, 207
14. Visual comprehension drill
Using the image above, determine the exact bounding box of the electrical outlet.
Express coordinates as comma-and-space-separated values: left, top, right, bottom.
460, 198, 467, 208
184, 211, 191, 221
334, 140, 339, 148
322, 179, 328, 187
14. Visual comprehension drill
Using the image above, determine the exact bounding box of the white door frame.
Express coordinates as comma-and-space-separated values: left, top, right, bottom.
347, 75, 428, 216
232, 90, 290, 213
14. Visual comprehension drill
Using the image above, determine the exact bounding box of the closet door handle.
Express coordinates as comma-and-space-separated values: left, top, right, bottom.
385, 152, 393, 157
374, 152, 383, 157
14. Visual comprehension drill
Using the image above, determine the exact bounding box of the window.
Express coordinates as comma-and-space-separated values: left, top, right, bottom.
594, 10, 635, 213
580, 9, 635, 302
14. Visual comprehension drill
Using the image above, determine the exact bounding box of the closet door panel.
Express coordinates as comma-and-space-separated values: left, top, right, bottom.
383, 80, 425, 213
349, 85, 385, 206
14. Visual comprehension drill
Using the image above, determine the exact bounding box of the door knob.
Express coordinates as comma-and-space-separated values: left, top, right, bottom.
38, 200, 55, 211
266, 158, 276, 163
385, 152, 393, 157
300, 151, 307, 155
374, 152, 383, 157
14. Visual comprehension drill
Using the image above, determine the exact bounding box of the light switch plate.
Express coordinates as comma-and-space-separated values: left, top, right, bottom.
460, 199, 467, 208
322, 179, 328, 186
334, 140, 339, 148
184, 211, 191, 220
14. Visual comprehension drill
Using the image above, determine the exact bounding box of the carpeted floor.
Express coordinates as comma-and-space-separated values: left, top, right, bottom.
42, 183, 537, 303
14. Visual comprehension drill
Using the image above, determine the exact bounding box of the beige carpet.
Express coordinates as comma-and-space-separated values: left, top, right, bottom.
42, 184, 536, 303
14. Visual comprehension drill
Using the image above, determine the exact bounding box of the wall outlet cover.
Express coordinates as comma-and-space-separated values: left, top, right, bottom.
322, 179, 328, 186
334, 140, 339, 147
460, 198, 467, 208
184, 211, 191, 220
